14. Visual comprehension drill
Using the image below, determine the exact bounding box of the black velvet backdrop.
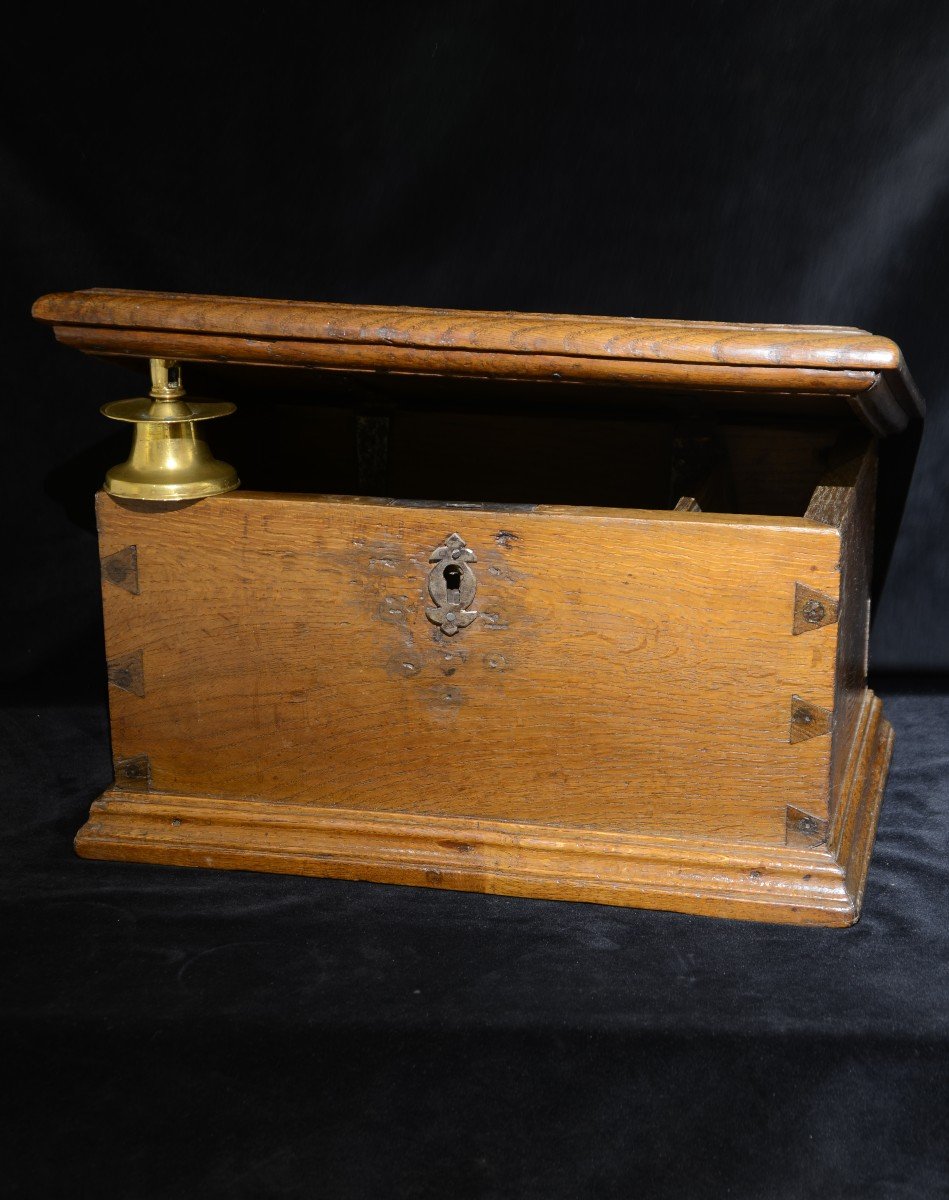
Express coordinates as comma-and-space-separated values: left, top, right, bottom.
3, 5, 948, 1197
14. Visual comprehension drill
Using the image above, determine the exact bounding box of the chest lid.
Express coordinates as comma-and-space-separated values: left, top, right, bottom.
33, 288, 923, 435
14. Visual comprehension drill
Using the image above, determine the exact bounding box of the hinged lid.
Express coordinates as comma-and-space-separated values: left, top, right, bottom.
33, 289, 924, 435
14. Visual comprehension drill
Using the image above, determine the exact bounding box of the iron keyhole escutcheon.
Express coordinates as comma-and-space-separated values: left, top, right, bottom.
425, 534, 478, 636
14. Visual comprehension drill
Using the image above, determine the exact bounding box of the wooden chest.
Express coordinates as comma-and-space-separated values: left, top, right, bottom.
33, 289, 925, 925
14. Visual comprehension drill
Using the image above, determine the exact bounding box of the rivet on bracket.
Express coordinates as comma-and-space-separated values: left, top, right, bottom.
789, 695, 832, 743
792, 582, 839, 635
107, 649, 145, 697
114, 753, 151, 792
786, 804, 829, 847
101, 546, 139, 594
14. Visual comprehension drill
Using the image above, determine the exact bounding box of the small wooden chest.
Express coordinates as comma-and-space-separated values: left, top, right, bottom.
33, 289, 924, 925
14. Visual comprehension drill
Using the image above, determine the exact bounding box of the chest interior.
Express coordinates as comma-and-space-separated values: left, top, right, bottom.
187, 365, 869, 517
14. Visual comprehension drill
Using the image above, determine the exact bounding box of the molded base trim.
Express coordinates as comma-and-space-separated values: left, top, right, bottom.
76, 693, 892, 927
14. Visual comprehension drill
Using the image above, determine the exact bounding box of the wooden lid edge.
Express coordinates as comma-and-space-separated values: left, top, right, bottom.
32, 288, 906, 374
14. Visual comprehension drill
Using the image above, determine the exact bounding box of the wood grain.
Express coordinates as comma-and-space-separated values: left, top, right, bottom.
31, 288, 903, 368
35, 288, 917, 924
806, 440, 878, 820
51, 324, 879, 396
97, 490, 842, 846
76, 691, 892, 926
32, 289, 924, 430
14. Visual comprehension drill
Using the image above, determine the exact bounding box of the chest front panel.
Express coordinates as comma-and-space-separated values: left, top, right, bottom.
98, 492, 840, 848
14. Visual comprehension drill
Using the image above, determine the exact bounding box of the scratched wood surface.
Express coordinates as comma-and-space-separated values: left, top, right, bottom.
806, 440, 878, 814
32, 288, 903, 368
32, 289, 923, 430
97, 491, 842, 847
77, 691, 892, 926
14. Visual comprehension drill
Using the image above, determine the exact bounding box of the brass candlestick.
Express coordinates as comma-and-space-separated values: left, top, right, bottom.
102, 358, 239, 501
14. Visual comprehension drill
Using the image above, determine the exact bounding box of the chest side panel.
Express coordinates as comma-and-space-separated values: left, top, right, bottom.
97, 493, 840, 846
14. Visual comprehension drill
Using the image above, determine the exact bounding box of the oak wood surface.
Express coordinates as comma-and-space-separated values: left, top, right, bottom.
97, 490, 842, 846
52, 324, 880, 395
31, 288, 917, 924
76, 690, 892, 926
806, 440, 878, 818
32, 289, 924, 430
31, 288, 904, 369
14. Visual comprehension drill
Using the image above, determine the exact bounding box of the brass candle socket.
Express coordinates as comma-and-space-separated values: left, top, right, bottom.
102, 359, 239, 501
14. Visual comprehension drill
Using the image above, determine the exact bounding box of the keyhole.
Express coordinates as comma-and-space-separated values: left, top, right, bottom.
444, 563, 462, 600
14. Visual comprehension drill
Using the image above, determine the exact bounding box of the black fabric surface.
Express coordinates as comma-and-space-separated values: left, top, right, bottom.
4, 4, 949, 1196
4, 684, 948, 1197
